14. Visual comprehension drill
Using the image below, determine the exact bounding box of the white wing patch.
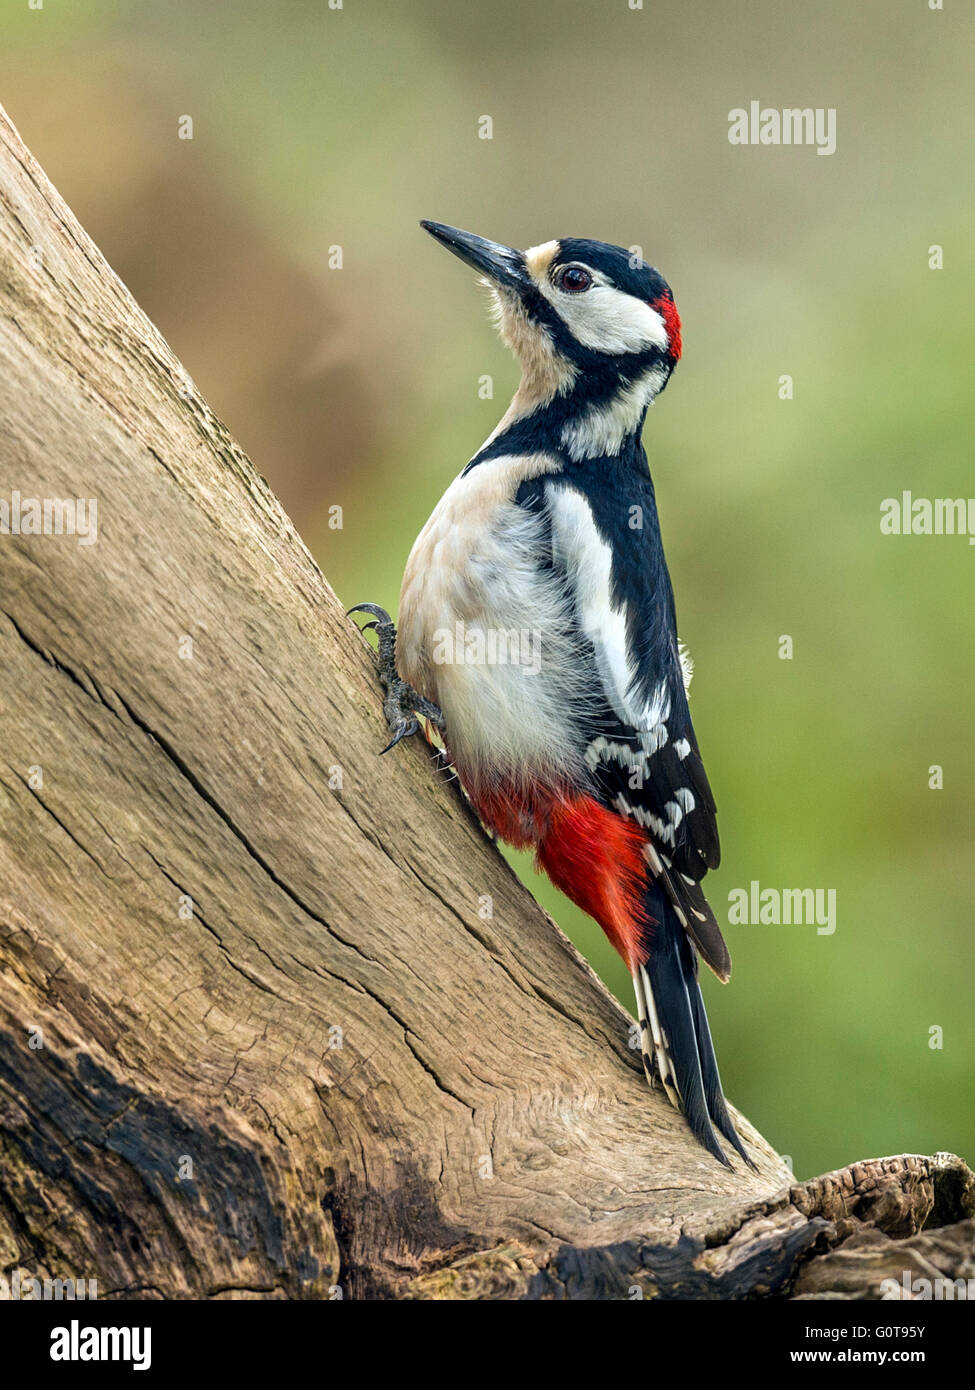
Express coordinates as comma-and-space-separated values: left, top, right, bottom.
547, 484, 637, 725
545, 485, 706, 871
547, 483, 671, 732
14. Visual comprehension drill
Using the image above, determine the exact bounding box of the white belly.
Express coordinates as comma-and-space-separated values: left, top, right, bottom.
398, 454, 587, 786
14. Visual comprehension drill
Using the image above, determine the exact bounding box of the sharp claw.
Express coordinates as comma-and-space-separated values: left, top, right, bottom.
379, 719, 418, 754
349, 603, 445, 753
347, 602, 393, 625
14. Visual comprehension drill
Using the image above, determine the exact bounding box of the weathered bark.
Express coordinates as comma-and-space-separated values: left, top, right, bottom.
0, 104, 970, 1300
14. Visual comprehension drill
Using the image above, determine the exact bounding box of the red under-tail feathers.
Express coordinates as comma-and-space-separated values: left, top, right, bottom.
467, 776, 752, 1168
469, 780, 651, 970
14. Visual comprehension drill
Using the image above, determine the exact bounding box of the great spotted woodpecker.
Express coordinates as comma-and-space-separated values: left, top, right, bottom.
351, 221, 751, 1167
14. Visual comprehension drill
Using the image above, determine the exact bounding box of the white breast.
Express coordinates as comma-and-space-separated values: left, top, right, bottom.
398, 453, 588, 786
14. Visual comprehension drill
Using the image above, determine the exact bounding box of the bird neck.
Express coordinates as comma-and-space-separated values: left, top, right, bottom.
470, 355, 669, 472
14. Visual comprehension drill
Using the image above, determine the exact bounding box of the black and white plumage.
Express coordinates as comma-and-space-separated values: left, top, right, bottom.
357, 223, 750, 1166
513, 451, 731, 981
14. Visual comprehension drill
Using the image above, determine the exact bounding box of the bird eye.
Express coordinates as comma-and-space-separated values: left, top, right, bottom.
554, 264, 593, 294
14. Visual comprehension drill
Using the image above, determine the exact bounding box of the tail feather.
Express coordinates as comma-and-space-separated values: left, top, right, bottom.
687, 979, 756, 1168
635, 889, 751, 1168
632, 961, 680, 1108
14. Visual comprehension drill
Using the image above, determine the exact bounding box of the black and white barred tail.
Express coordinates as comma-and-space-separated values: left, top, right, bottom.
633, 887, 754, 1168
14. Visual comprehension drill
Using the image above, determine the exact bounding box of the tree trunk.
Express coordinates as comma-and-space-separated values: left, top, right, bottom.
0, 103, 970, 1301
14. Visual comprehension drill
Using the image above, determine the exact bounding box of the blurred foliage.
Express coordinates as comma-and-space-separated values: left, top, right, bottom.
5, 0, 973, 1179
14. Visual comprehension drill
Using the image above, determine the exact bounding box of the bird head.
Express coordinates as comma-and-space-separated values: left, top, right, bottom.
420, 221, 681, 454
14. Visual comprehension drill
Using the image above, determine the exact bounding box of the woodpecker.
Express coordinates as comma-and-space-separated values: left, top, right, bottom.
351, 221, 751, 1167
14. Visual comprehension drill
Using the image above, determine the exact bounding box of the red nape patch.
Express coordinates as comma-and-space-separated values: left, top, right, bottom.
651, 290, 682, 361
536, 794, 653, 971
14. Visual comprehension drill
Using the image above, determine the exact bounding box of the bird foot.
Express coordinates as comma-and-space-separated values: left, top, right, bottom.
348, 603, 445, 753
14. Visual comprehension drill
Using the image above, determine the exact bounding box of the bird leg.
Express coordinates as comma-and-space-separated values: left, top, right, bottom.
347, 603, 445, 754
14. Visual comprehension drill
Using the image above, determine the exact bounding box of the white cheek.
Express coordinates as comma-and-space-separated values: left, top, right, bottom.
539, 282, 669, 355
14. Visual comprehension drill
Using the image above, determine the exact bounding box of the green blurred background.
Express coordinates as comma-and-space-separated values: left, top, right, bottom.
5, 0, 972, 1179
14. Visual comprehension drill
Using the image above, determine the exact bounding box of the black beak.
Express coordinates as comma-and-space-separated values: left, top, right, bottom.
420, 220, 529, 293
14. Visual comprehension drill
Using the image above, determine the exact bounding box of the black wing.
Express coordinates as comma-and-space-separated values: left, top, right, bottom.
541, 470, 730, 980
